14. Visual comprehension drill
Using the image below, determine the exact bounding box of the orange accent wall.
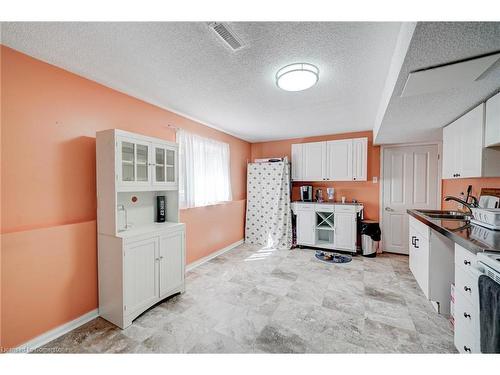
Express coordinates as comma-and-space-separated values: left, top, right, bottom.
0, 46, 250, 348
442, 177, 500, 211
250, 131, 381, 220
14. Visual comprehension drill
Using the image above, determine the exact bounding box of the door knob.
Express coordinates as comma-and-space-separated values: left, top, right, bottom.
385, 207, 394, 212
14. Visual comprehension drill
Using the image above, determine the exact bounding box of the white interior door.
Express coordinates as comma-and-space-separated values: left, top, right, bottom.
382, 144, 439, 254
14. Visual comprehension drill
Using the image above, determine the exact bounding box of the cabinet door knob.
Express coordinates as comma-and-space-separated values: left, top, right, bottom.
155, 257, 160, 262
463, 312, 471, 319
464, 286, 471, 292
160, 256, 164, 260
411, 236, 416, 246
464, 260, 471, 266
464, 346, 471, 353
414, 238, 419, 248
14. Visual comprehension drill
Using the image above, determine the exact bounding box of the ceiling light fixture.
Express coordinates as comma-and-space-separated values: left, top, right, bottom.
276, 63, 319, 92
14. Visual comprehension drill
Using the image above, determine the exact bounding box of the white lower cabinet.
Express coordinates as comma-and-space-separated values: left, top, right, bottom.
296, 208, 316, 246
408, 216, 454, 314
293, 203, 361, 253
159, 231, 185, 298
333, 212, 356, 251
454, 244, 481, 353
124, 237, 160, 317
98, 224, 185, 329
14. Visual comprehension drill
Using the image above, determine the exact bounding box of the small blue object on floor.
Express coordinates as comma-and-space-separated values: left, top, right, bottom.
315, 250, 352, 264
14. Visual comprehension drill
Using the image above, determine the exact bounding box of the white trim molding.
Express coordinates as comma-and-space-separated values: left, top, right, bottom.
186, 239, 244, 272
10, 309, 99, 353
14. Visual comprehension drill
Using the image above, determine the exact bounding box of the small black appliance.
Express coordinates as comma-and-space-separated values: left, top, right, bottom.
156, 196, 166, 222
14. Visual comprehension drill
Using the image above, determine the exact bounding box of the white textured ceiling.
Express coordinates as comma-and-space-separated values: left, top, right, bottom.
375, 22, 500, 144
1, 22, 402, 142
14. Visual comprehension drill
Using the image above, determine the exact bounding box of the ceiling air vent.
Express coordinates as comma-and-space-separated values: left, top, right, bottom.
209, 22, 244, 51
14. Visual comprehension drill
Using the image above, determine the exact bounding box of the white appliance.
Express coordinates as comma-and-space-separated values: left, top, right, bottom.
477, 252, 500, 282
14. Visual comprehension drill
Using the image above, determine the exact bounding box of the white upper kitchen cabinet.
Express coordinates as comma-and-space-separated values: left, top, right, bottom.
325, 139, 353, 181
291, 137, 367, 182
291, 143, 304, 180
442, 103, 500, 179
302, 141, 326, 181
352, 137, 368, 181
485, 91, 500, 147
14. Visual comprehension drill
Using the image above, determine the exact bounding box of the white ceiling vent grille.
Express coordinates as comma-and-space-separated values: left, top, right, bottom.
209, 22, 244, 51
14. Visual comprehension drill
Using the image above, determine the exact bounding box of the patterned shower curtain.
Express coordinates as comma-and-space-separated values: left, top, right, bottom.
245, 159, 292, 249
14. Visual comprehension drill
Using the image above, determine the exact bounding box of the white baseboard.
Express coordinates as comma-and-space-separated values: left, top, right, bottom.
11, 308, 99, 353
186, 239, 244, 272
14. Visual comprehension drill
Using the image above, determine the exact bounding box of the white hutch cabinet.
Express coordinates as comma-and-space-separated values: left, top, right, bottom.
96, 129, 185, 329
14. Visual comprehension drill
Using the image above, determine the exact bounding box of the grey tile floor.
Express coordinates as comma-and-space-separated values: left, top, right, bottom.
40, 244, 457, 353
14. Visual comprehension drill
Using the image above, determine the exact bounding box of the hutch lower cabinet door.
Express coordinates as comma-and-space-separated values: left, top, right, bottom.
124, 237, 160, 317
159, 231, 185, 298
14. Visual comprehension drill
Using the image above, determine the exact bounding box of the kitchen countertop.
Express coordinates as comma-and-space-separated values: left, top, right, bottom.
116, 222, 185, 239
292, 201, 363, 206
407, 209, 500, 254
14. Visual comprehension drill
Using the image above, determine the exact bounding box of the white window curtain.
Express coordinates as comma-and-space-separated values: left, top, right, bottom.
177, 129, 232, 208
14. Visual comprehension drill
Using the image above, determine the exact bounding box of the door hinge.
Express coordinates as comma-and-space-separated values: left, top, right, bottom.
437, 154, 440, 160
124, 305, 127, 311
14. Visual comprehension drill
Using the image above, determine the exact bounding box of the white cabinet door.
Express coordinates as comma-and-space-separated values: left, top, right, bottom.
302, 142, 326, 181
352, 138, 368, 181
291, 143, 304, 181
159, 231, 185, 297
326, 139, 353, 181
152, 143, 178, 188
296, 210, 316, 245
124, 237, 159, 315
334, 213, 356, 251
485, 91, 500, 147
442, 124, 458, 179
117, 136, 152, 189
459, 104, 484, 178
408, 223, 419, 280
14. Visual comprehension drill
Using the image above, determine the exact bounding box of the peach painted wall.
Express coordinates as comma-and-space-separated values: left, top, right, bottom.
251, 131, 381, 220
0, 46, 250, 348
442, 177, 500, 211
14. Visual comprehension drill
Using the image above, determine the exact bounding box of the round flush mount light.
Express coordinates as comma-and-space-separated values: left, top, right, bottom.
276, 63, 319, 92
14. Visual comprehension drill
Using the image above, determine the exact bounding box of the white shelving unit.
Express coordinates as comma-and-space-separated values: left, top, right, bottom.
96, 129, 185, 329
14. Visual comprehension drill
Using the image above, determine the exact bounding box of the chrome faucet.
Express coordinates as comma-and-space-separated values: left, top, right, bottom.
444, 195, 479, 213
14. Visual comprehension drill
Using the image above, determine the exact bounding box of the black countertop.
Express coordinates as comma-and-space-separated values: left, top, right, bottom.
407, 209, 500, 254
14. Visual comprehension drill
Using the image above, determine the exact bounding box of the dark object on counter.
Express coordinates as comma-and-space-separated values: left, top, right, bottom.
479, 274, 500, 353
300, 185, 312, 202
360, 220, 381, 257
315, 189, 323, 203
156, 196, 166, 222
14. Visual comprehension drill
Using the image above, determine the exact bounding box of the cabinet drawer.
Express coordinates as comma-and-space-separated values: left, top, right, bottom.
454, 244, 477, 273
315, 204, 334, 212
455, 265, 480, 305
295, 203, 314, 211
334, 205, 356, 213
454, 320, 479, 354
455, 290, 480, 342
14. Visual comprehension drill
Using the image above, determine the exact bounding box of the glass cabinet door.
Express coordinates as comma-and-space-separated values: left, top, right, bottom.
119, 138, 150, 185
166, 148, 176, 183
121, 141, 135, 182
136, 144, 149, 182
155, 147, 166, 183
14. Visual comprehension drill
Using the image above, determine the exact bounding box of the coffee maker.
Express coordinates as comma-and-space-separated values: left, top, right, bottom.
300, 186, 313, 202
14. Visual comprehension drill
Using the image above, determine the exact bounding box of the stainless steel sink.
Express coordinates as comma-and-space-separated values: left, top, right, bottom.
416, 209, 471, 220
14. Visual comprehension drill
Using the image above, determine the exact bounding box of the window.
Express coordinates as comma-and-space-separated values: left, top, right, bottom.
177, 130, 232, 208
